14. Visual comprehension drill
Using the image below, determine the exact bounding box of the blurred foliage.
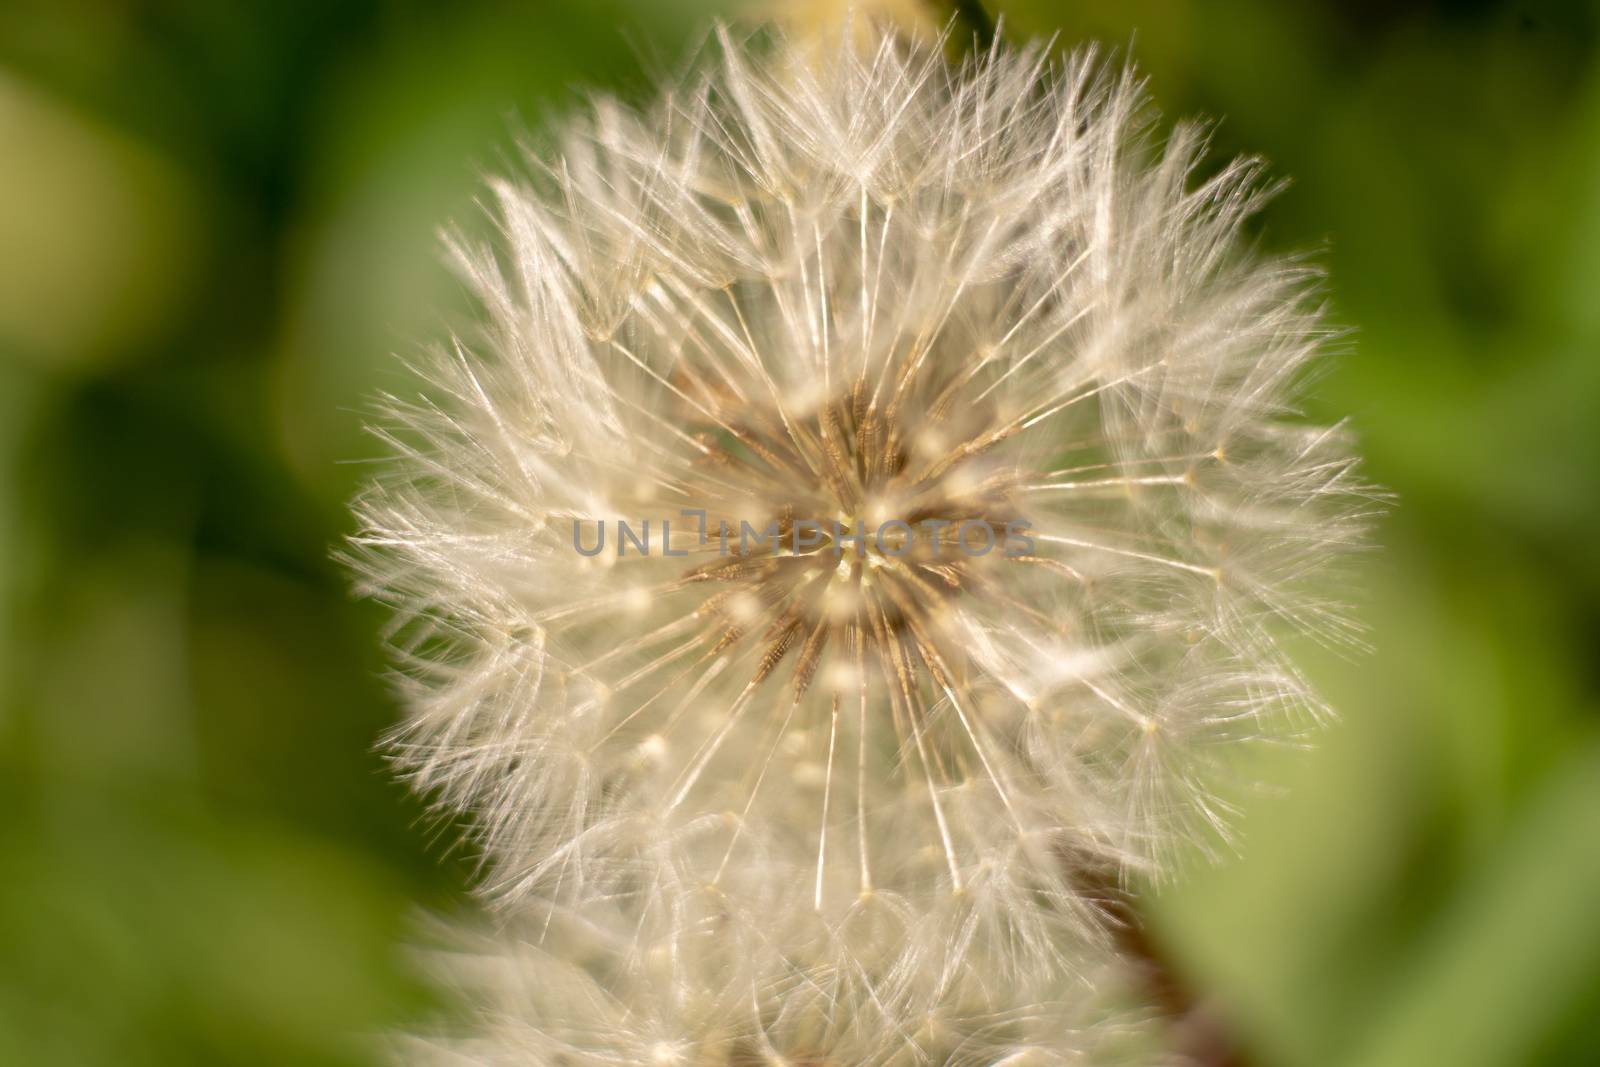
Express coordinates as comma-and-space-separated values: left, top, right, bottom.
0, 1, 1596, 1064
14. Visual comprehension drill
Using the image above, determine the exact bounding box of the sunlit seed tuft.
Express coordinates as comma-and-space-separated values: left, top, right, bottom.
349, 16, 1378, 1056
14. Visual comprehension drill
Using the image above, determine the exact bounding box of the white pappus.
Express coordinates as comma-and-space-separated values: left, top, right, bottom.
349, 18, 1377, 1060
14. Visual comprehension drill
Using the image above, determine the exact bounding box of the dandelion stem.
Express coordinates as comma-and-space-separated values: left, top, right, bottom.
1069, 854, 1253, 1067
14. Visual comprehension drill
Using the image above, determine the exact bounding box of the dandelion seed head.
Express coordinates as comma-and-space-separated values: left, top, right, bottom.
351, 18, 1377, 1027
396, 904, 1174, 1067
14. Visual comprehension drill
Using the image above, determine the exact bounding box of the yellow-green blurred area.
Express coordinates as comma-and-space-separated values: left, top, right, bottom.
0, 0, 1596, 1064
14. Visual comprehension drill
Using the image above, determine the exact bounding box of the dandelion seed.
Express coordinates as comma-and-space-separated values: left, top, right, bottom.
350, 17, 1377, 1033
397, 901, 1175, 1067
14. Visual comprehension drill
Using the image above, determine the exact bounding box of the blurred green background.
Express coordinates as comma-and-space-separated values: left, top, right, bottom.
1, 1, 1596, 1064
